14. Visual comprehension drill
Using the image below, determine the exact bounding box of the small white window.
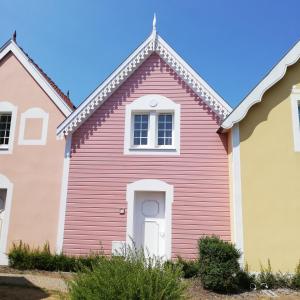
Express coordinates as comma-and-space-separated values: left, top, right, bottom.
0, 113, 12, 149
0, 101, 17, 154
133, 114, 149, 146
124, 95, 180, 155
157, 113, 173, 146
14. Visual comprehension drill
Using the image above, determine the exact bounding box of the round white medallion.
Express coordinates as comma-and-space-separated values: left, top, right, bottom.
142, 200, 159, 217
149, 99, 158, 107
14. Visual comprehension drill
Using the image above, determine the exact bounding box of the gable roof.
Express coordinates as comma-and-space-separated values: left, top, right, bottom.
57, 30, 232, 137
0, 39, 75, 116
221, 40, 300, 130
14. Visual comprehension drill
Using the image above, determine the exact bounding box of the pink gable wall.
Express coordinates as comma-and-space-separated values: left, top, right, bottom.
63, 53, 230, 259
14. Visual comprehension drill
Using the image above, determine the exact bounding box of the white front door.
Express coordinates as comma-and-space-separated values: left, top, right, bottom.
0, 189, 7, 247
134, 191, 166, 258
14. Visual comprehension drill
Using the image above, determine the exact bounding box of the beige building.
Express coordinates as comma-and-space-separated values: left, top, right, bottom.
0, 37, 74, 264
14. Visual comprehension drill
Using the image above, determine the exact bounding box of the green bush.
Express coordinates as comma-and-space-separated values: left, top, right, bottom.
198, 236, 251, 293
254, 260, 292, 290
176, 256, 199, 278
69, 247, 186, 300
292, 261, 300, 289
8, 241, 101, 272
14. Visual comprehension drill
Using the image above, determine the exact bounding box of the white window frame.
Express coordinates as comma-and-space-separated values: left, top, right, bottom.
18, 107, 49, 146
0, 101, 17, 155
291, 86, 300, 152
124, 95, 180, 155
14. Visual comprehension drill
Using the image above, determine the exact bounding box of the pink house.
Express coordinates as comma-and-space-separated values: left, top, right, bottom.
57, 26, 232, 259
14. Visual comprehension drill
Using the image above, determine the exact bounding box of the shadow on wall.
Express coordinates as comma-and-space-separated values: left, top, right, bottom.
71, 54, 221, 152
0, 276, 51, 300
240, 61, 300, 142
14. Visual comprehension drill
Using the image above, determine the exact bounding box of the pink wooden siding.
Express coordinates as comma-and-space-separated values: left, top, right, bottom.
63, 53, 230, 259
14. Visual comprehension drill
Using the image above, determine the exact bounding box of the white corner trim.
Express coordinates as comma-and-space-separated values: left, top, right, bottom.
231, 125, 244, 265
222, 40, 300, 130
290, 86, 300, 152
0, 101, 17, 155
0, 174, 14, 265
126, 179, 173, 259
56, 135, 72, 254
18, 107, 49, 145
0, 40, 72, 117
57, 32, 231, 138
124, 94, 180, 155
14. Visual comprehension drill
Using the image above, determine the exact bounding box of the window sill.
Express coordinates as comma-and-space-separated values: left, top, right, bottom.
125, 147, 179, 155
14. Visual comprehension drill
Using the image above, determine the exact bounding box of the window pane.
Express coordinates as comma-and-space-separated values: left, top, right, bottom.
158, 138, 164, 145
0, 113, 12, 146
133, 114, 148, 145
157, 113, 173, 146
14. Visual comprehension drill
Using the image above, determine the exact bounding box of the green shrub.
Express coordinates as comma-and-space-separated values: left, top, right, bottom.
198, 236, 250, 293
69, 247, 186, 300
255, 260, 292, 289
292, 261, 300, 289
8, 241, 102, 272
176, 256, 200, 278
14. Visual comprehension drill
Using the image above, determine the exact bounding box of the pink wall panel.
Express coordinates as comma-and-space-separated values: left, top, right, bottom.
63, 53, 230, 259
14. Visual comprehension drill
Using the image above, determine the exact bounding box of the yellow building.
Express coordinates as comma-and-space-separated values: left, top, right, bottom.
221, 41, 300, 272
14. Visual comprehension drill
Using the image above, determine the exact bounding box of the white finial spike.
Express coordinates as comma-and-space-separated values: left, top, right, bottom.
152, 13, 156, 33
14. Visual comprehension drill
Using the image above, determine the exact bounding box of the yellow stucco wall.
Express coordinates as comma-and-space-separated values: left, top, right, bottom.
239, 61, 300, 272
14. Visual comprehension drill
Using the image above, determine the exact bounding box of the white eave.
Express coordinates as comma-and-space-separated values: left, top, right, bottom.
57, 31, 232, 138
0, 40, 73, 117
221, 40, 300, 130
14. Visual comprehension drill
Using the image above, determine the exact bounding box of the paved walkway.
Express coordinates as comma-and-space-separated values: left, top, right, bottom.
0, 272, 68, 292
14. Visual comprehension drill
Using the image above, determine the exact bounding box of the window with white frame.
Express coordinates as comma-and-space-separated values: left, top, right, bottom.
0, 113, 12, 149
124, 95, 180, 155
0, 102, 17, 154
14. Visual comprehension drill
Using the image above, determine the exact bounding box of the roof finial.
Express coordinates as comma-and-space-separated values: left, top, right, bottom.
67, 90, 70, 98
152, 13, 156, 34
12, 30, 17, 42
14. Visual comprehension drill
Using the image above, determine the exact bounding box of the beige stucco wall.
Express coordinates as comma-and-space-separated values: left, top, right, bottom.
239, 61, 300, 272
0, 53, 66, 253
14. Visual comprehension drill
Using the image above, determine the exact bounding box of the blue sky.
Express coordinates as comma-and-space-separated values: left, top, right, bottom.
1, 1, 300, 108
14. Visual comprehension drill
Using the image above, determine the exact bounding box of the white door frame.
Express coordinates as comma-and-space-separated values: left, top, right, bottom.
126, 179, 173, 259
0, 174, 13, 265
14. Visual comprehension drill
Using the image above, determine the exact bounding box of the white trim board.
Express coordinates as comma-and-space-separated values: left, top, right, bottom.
57, 30, 231, 138
222, 40, 300, 130
231, 124, 244, 265
126, 179, 173, 260
56, 135, 72, 254
0, 40, 73, 117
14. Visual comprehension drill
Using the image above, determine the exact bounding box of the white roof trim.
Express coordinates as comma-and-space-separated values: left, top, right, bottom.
57, 32, 232, 137
0, 40, 73, 117
222, 40, 300, 130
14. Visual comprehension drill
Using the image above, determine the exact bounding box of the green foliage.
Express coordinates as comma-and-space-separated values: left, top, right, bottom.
165, 256, 200, 278
254, 260, 292, 289
292, 261, 300, 289
176, 256, 200, 278
8, 241, 101, 272
198, 236, 251, 293
68, 247, 186, 300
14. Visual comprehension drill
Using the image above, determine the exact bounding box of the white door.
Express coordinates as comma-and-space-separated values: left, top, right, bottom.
134, 192, 166, 258
0, 190, 7, 243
